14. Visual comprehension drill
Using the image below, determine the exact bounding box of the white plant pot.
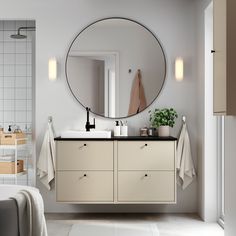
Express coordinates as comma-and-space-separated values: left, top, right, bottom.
158, 126, 170, 137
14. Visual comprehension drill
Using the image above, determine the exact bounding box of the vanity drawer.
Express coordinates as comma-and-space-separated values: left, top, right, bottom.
118, 141, 175, 171
56, 171, 113, 202
118, 171, 175, 202
57, 141, 113, 170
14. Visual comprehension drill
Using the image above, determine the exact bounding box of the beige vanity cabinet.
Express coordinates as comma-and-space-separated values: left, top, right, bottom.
55, 138, 176, 204
56, 140, 114, 203
117, 141, 176, 203
213, 0, 236, 115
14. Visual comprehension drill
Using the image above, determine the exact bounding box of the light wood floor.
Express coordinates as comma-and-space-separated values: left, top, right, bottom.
46, 213, 224, 236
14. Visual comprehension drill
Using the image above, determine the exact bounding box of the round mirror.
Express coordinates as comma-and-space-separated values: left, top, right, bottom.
66, 18, 166, 118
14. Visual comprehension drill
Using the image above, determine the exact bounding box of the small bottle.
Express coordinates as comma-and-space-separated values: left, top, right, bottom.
114, 121, 120, 137
121, 121, 128, 136
140, 127, 148, 136
148, 127, 154, 136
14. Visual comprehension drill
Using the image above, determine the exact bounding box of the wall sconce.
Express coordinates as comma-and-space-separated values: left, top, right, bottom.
175, 57, 184, 81
48, 57, 57, 81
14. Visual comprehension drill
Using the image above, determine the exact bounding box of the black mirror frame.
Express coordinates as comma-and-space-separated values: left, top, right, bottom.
65, 17, 167, 119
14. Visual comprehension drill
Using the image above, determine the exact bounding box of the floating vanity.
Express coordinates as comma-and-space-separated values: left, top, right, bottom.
58, 17, 176, 204
55, 136, 177, 204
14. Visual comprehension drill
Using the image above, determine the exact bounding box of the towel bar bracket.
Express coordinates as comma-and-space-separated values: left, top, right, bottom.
48, 116, 53, 123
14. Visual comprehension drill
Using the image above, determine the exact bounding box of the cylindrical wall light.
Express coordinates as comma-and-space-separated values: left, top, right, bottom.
175, 57, 184, 81
48, 57, 57, 80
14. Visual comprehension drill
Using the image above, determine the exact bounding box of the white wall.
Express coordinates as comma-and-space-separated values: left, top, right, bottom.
0, 20, 35, 186
0, 0, 199, 213
0, 20, 34, 133
202, 1, 218, 222
196, 0, 212, 221
225, 117, 236, 236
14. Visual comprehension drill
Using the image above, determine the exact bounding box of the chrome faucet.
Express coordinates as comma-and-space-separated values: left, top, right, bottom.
85, 107, 95, 131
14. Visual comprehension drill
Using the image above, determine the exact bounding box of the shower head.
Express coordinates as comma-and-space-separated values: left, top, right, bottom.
10, 33, 27, 39
10, 26, 35, 39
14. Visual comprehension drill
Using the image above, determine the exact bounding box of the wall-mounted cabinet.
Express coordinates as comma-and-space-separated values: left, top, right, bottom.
213, 0, 236, 115
55, 138, 177, 204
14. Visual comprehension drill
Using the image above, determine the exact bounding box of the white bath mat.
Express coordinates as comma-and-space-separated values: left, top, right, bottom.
69, 222, 159, 236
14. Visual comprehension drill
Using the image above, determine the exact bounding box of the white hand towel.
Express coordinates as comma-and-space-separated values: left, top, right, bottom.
176, 123, 196, 189
37, 122, 55, 190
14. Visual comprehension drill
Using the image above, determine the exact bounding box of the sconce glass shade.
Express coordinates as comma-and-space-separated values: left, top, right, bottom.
175, 57, 184, 81
48, 58, 57, 80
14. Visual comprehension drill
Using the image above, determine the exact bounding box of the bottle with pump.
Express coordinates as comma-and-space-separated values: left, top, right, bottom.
8, 125, 12, 133
114, 121, 120, 136
120, 121, 128, 136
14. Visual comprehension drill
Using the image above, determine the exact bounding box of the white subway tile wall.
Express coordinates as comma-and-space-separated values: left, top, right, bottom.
0, 20, 35, 186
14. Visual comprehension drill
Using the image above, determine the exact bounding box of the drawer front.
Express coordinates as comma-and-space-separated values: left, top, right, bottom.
118, 171, 175, 202
57, 141, 113, 170
118, 141, 175, 170
56, 171, 113, 202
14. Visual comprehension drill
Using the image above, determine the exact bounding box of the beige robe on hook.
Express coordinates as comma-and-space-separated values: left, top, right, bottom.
128, 70, 147, 116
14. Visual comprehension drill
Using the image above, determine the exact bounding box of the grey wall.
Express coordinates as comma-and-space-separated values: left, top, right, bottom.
0, 0, 200, 213
67, 57, 104, 113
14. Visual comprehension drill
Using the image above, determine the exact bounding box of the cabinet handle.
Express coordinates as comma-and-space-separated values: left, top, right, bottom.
79, 144, 87, 149
79, 174, 87, 180
141, 143, 148, 149
144, 174, 148, 177
211, 50, 215, 53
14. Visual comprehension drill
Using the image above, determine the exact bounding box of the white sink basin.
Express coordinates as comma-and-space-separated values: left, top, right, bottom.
61, 130, 111, 139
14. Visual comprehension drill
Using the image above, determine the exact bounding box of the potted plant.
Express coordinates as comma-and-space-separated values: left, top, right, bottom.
149, 108, 178, 137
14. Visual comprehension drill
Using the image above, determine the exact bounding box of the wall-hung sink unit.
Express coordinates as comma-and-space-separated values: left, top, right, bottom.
55, 136, 177, 204
56, 18, 176, 205
60, 130, 112, 139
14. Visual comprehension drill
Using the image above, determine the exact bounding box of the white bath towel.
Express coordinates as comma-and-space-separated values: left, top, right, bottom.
176, 123, 196, 189
11, 189, 48, 236
37, 122, 55, 190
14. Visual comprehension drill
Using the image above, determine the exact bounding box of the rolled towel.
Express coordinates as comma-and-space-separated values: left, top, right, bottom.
11, 189, 48, 236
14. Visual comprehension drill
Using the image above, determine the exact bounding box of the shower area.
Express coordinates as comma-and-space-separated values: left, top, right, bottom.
0, 20, 35, 186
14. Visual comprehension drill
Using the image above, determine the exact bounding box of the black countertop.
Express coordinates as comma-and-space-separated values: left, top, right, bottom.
54, 136, 177, 141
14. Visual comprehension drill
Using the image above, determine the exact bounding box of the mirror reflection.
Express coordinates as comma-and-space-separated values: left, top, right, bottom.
66, 18, 166, 118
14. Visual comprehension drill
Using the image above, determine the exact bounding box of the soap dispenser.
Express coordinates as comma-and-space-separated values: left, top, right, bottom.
8, 125, 12, 133
114, 121, 120, 137
120, 121, 128, 136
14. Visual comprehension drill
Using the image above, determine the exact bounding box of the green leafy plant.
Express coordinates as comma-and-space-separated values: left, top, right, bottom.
149, 108, 178, 128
